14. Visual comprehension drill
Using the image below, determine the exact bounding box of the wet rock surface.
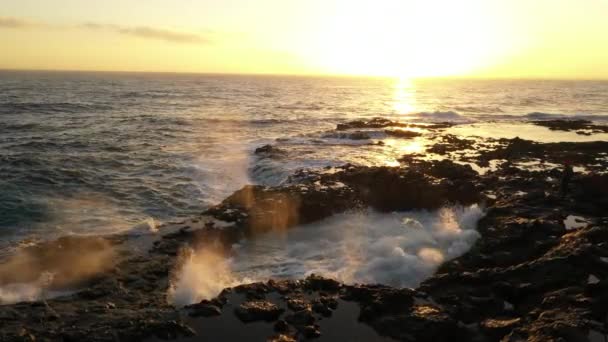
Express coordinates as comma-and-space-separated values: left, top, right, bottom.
336, 117, 452, 131
530, 119, 608, 135
1, 118, 608, 341
234, 300, 284, 322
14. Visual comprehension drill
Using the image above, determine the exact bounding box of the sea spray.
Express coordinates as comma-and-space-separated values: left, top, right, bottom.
0, 272, 51, 304
230, 204, 484, 288
169, 205, 484, 306
168, 247, 245, 307
0, 236, 116, 304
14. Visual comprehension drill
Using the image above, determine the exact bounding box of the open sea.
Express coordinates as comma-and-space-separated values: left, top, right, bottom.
1, 70, 608, 251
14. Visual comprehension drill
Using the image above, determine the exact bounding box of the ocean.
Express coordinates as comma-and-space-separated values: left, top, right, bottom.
1, 70, 608, 251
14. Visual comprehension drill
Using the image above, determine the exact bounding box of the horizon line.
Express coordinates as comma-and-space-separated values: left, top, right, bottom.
1, 67, 607, 82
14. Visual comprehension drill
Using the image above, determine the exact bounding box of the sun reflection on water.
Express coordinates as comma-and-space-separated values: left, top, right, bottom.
383, 138, 426, 155
393, 77, 416, 115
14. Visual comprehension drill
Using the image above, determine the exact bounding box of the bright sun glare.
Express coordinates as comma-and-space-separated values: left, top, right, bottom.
312, 0, 506, 78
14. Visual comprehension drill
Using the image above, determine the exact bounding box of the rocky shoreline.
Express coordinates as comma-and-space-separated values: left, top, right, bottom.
1, 118, 608, 341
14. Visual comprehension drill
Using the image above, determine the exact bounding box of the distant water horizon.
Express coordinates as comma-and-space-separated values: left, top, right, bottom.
1, 71, 608, 250
2, 68, 608, 82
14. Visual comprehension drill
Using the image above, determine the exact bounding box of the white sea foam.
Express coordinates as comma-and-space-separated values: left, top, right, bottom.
168, 205, 484, 305
564, 215, 589, 230
230, 205, 483, 287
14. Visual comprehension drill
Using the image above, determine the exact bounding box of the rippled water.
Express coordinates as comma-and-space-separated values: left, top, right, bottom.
1, 70, 607, 247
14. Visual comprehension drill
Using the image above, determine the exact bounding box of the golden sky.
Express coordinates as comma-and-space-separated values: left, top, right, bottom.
1, 0, 607, 78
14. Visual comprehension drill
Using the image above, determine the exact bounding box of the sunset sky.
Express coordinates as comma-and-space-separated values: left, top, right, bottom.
1, 0, 607, 79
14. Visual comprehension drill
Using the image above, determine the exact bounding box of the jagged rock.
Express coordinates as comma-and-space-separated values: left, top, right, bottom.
254, 144, 287, 158
530, 119, 608, 134
337, 118, 404, 130
384, 129, 423, 138
305, 274, 341, 292
234, 301, 284, 322
286, 297, 310, 312
480, 317, 521, 339
268, 334, 296, 342
311, 296, 337, 317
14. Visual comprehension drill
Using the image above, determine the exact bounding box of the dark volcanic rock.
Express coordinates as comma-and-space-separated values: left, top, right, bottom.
203, 160, 482, 237
531, 119, 608, 134
480, 317, 521, 339
337, 117, 452, 131
337, 117, 407, 130
384, 128, 423, 138
2, 119, 608, 342
269, 333, 296, 342
234, 300, 284, 322
286, 297, 311, 312
255, 144, 274, 154
298, 324, 322, 339
305, 274, 341, 292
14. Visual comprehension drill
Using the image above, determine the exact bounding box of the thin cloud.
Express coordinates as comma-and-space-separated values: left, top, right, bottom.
0, 16, 210, 45
0, 16, 38, 28
83, 22, 210, 44
81, 22, 115, 30
118, 26, 209, 44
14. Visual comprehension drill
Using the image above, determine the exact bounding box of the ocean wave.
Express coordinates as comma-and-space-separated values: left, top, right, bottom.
203, 117, 314, 126
451, 105, 504, 114
276, 101, 325, 111
0, 102, 112, 115
118, 91, 187, 99
408, 111, 476, 123
0, 122, 42, 131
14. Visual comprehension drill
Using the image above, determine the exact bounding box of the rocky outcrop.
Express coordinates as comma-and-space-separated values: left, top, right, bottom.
530, 119, 608, 135
1, 120, 607, 341
336, 117, 452, 131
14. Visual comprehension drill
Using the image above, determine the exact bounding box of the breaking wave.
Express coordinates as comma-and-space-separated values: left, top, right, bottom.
169, 205, 483, 305
408, 111, 476, 123
229, 205, 483, 287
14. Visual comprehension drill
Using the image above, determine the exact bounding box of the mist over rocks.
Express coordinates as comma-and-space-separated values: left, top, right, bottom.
1, 118, 608, 341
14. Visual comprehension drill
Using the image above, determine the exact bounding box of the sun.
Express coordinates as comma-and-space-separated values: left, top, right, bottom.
310, 0, 508, 78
